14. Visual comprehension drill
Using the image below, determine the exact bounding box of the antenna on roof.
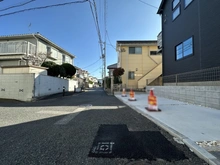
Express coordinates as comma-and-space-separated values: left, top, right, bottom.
28, 23, 31, 32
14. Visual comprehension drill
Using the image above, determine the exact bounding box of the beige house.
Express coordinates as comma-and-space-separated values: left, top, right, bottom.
116, 40, 162, 89
0, 33, 75, 68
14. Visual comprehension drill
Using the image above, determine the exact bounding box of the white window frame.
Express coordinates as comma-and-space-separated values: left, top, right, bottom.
28, 42, 36, 55
0, 41, 28, 54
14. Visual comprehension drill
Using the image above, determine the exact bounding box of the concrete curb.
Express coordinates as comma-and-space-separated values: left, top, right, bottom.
115, 95, 220, 165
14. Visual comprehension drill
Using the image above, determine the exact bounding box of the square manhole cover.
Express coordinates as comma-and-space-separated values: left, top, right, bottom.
88, 124, 187, 161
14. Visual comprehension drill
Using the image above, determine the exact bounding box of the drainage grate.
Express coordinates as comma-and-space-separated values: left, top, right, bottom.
88, 124, 187, 161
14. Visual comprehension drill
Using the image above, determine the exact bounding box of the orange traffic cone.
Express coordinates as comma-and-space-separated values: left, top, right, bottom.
145, 89, 161, 112
128, 88, 136, 101
121, 88, 127, 97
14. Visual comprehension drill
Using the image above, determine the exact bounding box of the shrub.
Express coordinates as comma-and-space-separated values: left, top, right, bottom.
61, 63, 76, 78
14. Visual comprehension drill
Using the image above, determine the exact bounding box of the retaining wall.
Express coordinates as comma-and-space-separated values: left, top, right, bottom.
0, 74, 35, 101
146, 86, 220, 110
0, 73, 78, 101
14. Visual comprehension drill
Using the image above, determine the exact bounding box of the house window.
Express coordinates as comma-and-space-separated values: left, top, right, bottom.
185, 0, 193, 7
173, 6, 180, 20
47, 46, 51, 55
150, 51, 157, 55
29, 43, 36, 55
176, 37, 193, 60
66, 56, 70, 63
172, 0, 180, 9
128, 71, 135, 79
62, 55, 65, 63
129, 47, 142, 54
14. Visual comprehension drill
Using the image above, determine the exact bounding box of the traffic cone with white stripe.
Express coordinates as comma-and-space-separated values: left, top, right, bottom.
121, 88, 127, 97
145, 88, 161, 112
128, 88, 136, 101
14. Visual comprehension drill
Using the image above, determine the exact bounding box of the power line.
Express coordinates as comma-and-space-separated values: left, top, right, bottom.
0, 0, 36, 12
106, 30, 117, 51
88, 0, 103, 54
138, 0, 158, 9
0, 0, 88, 17
90, 65, 102, 74
82, 58, 101, 69
88, 0, 104, 79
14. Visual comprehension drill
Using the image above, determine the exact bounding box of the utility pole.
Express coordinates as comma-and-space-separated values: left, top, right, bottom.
103, 0, 107, 88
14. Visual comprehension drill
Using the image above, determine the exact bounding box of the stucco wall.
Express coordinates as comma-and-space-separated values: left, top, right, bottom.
120, 44, 161, 89
146, 86, 220, 110
34, 74, 78, 97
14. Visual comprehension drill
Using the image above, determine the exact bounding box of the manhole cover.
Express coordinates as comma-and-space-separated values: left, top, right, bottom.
88, 124, 187, 161
79, 104, 92, 107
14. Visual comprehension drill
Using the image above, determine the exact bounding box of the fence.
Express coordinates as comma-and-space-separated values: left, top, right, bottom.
163, 66, 220, 86
0, 73, 78, 101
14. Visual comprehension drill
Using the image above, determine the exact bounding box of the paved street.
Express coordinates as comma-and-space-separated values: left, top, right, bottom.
0, 88, 208, 165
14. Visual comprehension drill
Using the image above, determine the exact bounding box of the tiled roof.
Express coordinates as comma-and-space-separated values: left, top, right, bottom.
0, 33, 75, 58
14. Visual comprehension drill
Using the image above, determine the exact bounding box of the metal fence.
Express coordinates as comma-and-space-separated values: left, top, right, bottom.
163, 66, 220, 86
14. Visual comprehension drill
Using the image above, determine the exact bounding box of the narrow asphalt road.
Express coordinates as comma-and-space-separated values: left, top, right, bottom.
0, 88, 208, 165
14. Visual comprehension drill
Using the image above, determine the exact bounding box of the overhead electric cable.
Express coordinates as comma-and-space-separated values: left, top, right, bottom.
82, 58, 101, 69
106, 30, 116, 50
0, 0, 88, 17
138, 0, 158, 9
90, 66, 102, 74
0, 0, 36, 12
88, 0, 103, 55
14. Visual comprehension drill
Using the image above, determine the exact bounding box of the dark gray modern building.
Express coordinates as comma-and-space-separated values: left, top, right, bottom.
157, 0, 220, 77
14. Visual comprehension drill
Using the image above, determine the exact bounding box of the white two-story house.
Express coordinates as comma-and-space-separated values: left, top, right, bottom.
0, 33, 75, 68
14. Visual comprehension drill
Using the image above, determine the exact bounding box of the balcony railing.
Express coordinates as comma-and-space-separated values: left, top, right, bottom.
163, 66, 220, 86
0, 41, 36, 55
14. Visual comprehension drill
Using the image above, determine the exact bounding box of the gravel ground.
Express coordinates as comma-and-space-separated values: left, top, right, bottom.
0, 88, 208, 165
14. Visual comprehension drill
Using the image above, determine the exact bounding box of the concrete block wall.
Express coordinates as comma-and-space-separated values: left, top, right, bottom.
0, 74, 35, 101
0, 74, 78, 101
146, 86, 220, 110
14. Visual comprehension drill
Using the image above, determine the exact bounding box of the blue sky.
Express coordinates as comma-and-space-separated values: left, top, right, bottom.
0, 0, 161, 79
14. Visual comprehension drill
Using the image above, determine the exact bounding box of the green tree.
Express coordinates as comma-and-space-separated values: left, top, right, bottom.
61, 63, 76, 78
41, 61, 57, 76
59, 65, 66, 78
50, 65, 61, 77
42, 61, 56, 68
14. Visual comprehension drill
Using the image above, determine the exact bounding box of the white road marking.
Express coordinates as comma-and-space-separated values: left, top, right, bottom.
54, 112, 80, 125
37, 110, 72, 115
54, 107, 86, 125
